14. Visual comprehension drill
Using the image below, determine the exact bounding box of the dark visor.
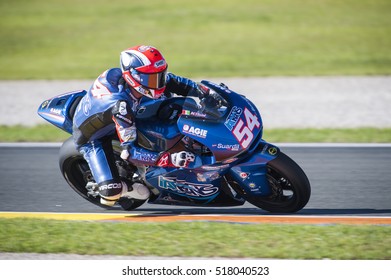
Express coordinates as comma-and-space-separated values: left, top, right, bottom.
130, 68, 167, 89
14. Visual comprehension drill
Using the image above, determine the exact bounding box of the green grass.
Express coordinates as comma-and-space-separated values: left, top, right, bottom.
0, 125, 70, 142
0, 218, 390, 259
0, 125, 390, 143
0, 0, 390, 79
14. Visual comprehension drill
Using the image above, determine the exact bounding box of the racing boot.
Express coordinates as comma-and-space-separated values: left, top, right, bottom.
120, 181, 150, 200
99, 181, 150, 206
98, 180, 124, 207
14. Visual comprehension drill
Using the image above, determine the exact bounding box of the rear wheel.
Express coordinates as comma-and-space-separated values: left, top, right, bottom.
59, 137, 147, 211
246, 152, 311, 213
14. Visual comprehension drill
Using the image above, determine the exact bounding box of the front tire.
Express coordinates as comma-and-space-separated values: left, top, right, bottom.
58, 137, 147, 211
246, 152, 311, 213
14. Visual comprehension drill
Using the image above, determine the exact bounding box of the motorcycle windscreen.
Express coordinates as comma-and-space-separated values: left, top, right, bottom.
178, 97, 262, 162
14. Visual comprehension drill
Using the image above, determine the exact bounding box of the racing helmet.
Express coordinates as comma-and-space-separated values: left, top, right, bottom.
120, 45, 168, 99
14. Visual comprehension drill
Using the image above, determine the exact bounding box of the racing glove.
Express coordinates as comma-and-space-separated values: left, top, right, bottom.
157, 151, 195, 168
203, 93, 224, 108
197, 84, 224, 109
196, 84, 211, 99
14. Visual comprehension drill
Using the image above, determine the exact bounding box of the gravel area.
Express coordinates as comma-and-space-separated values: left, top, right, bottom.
1, 76, 390, 128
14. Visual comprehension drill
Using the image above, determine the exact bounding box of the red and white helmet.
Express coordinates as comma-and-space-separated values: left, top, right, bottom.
120, 45, 168, 99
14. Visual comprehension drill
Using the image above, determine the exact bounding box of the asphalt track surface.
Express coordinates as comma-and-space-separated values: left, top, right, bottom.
1, 143, 391, 260
0, 143, 390, 218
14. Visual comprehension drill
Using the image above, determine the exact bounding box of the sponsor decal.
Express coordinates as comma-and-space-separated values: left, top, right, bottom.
182, 110, 207, 118
224, 106, 243, 131
268, 147, 278, 156
83, 102, 91, 116
41, 100, 49, 109
83, 94, 91, 116
116, 114, 133, 125
138, 45, 152, 52
196, 171, 220, 182
132, 149, 158, 163
233, 170, 250, 181
136, 86, 152, 97
213, 143, 240, 151
248, 182, 261, 192
154, 59, 166, 68
119, 101, 127, 115
158, 176, 219, 198
99, 183, 122, 191
261, 144, 278, 156
157, 153, 170, 166
50, 108, 62, 115
182, 124, 208, 138
201, 164, 229, 171
125, 75, 136, 86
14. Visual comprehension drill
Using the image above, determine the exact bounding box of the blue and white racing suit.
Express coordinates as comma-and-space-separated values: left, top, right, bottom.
72, 67, 200, 202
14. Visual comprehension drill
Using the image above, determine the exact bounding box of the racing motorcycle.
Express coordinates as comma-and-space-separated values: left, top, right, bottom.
37, 80, 311, 213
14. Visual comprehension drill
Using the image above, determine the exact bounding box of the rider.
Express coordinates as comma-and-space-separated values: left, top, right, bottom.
72, 45, 218, 206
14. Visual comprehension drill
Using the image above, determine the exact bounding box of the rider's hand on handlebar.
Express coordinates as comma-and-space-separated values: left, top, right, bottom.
196, 84, 211, 99
202, 92, 224, 109
197, 83, 228, 111
197, 84, 224, 109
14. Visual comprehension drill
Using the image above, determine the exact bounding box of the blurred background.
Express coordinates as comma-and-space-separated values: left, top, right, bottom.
0, 0, 390, 142
0, 0, 390, 79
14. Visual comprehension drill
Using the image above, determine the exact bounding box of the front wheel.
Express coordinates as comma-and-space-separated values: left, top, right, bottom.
246, 152, 311, 213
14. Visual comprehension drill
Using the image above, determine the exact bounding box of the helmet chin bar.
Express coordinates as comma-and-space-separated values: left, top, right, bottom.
126, 77, 165, 100
128, 87, 143, 99
135, 85, 153, 98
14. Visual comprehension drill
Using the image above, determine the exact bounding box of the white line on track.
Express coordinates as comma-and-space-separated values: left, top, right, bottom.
1, 142, 391, 148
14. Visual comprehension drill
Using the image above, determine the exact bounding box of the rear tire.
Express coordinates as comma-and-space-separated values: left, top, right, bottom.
58, 137, 147, 211
246, 152, 311, 213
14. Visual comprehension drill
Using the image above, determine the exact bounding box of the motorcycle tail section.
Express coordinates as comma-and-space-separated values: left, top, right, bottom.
37, 90, 86, 133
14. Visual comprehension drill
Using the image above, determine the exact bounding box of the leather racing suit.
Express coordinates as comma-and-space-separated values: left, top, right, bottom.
72, 67, 201, 205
